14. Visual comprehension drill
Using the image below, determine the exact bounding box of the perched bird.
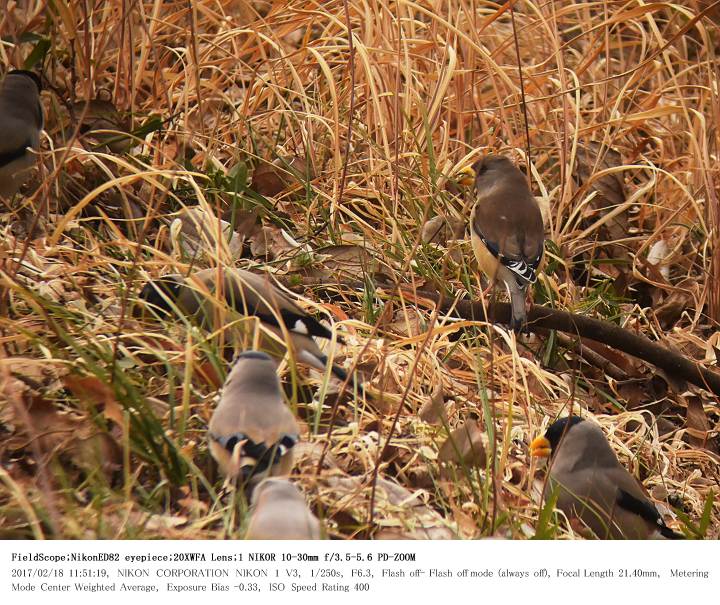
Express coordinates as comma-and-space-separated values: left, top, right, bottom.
208, 351, 299, 484
0, 70, 43, 199
459, 155, 544, 331
530, 416, 684, 539
137, 267, 350, 383
245, 478, 322, 540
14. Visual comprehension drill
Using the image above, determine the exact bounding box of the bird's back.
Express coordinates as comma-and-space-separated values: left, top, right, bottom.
210, 359, 297, 446
473, 171, 543, 262
0, 75, 42, 150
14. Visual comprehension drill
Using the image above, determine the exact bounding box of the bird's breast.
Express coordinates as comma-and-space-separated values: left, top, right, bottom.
470, 229, 499, 280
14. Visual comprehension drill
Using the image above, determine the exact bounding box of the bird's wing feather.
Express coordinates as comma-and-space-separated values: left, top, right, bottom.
209, 385, 299, 476
471, 178, 544, 285
224, 270, 337, 340
268, 309, 335, 341
615, 485, 683, 538
472, 227, 541, 285
0, 114, 35, 166
552, 464, 665, 539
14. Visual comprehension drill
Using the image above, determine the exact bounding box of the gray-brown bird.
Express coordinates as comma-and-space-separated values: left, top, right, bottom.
459, 155, 544, 331
137, 267, 350, 383
530, 416, 684, 539
208, 351, 299, 484
0, 70, 43, 199
245, 478, 322, 540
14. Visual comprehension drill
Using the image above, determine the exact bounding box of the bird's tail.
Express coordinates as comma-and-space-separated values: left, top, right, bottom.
508, 285, 529, 333
211, 432, 297, 484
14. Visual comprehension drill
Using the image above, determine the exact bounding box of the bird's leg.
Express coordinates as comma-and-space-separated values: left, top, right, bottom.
478, 274, 495, 300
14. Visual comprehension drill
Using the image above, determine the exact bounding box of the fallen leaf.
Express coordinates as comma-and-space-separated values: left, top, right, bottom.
222, 207, 260, 241
195, 362, 223, 389
251, 156, 312, 197
145, 514, 189, 531
418, 382, 447, 424
317, 244, 377, 275
170, 206, 243, 261
616, 381, 650, 410
178, 495, 209, 516
655, 290, 691, 329
250, 225, 300, 260
320, 302, 350, 323
581, 339, 637, 376
684, 395, 718, 453
1, 377, 121, 477
573, 142, 629, 259
63, 375, 124, 427
647, 238, 672, 281
387, 306, 426, 337
421, 215, 465, 245
438, 420, 487, 469
325, 476, 455, 540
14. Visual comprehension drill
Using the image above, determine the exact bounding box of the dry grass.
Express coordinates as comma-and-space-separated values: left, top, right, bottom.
1, 0, 719, 539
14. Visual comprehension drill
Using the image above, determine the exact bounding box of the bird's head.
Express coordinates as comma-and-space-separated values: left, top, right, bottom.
226, 350, 280, 394
8, 70, 42, 93
530, 415, 585, 459
231, 350, 274, 365
135, 275, 184, 318
455, 155, 517, 188
455, 164, 477, 187
251, 477, 299, 505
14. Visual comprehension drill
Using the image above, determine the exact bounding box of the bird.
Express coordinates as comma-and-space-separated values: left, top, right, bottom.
0, 70, 43, 200
530, 416, 684, 539
208, 351, 299, 485
136, 266, 351, 384
245, 478, 322, 540
458, 155, 544, 332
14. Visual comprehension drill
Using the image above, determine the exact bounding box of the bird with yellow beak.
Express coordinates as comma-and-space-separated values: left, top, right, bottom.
457, 155, 544, 332
530, 416, 684, 539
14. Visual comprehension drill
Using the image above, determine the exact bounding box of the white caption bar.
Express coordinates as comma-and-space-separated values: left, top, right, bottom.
1, 540, 717, 604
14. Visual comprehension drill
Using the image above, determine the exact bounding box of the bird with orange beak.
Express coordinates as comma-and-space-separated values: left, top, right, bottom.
530, 416, 684, 539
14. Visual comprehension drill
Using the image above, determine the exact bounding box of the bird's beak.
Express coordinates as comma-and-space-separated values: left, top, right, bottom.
530, 435, 552, 458
455, 166, 476, 187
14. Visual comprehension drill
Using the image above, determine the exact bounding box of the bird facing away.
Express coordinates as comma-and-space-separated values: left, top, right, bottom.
245, 478, 322, 540
137, 267, 350, 383
0, 70, 43, 199
530, 416, 683, 539
208, 351, 299, 485
461, 155, 544, 332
